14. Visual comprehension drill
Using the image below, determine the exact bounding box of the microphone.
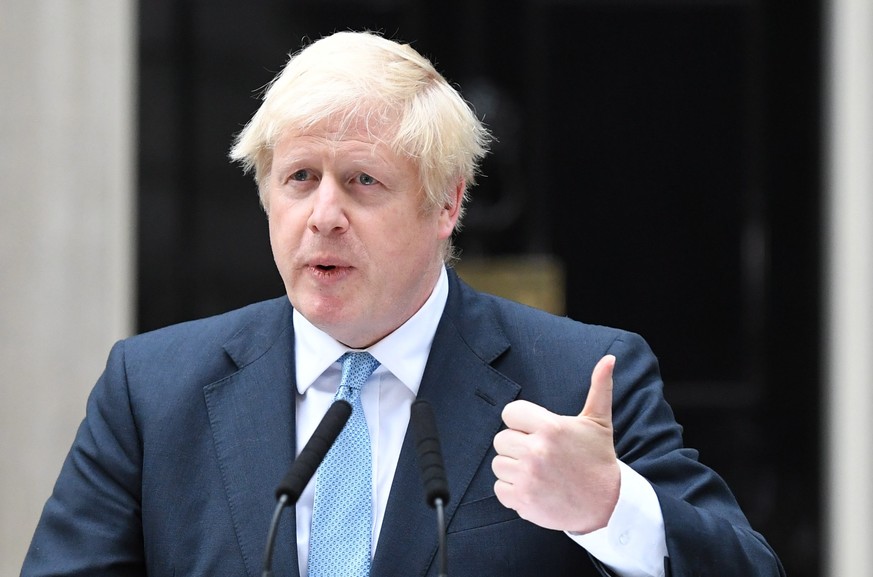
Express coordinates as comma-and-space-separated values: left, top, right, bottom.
261, 399, 352, 577
411, 399, 450, 577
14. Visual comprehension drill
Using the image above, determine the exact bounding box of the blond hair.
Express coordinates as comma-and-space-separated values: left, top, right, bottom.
230, 31, 491, 246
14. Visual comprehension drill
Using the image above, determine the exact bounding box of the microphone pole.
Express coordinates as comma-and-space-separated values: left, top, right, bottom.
261, 400, 352, 577
434, 496, 447, 577
411, 399, 450, 577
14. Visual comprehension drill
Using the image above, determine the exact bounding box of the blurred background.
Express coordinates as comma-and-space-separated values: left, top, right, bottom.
2, 1, 871, 576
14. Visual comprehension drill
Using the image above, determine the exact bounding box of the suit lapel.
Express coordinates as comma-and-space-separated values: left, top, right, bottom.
203, 299, 301, 577
371, 271, 521, 577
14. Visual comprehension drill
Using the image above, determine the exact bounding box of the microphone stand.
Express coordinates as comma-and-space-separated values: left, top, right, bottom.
435, 496, 448, 577
262, 494, 289, 577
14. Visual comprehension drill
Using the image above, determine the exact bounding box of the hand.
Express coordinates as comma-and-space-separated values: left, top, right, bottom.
492, 354, 620, 534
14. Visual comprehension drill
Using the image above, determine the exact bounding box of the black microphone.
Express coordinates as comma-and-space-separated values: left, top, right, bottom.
411, 399, 450, 577
262, 399, 352, 577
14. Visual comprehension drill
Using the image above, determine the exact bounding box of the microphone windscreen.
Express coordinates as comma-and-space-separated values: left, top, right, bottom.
275, 399, 352, 502
411, 399, 450, 507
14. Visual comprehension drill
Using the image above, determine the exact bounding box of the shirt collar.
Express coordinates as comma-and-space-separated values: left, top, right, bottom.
294, 265, 449, 395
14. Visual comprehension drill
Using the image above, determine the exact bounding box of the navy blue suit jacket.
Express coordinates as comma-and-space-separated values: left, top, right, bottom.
22, 270, 784, 576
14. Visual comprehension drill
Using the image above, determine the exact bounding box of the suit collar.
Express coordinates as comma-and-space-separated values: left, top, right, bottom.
221, 298, 294, 370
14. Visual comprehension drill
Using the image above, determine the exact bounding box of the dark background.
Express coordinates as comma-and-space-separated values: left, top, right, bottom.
137, 1, 821, 574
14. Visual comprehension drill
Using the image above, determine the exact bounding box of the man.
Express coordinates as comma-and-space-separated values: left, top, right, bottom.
22, 31, 784, 577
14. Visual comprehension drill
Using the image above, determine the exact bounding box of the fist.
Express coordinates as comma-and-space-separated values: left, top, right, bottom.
491, 354, 620, 534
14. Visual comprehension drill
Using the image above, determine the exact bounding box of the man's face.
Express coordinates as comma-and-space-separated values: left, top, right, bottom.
266, 119, 460, 348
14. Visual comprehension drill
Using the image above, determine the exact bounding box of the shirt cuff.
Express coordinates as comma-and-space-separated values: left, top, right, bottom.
567, 461, 667, 577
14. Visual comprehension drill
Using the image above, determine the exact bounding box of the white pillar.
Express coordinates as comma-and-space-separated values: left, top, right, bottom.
824, 0, 873, 575
0, 1, 136, 573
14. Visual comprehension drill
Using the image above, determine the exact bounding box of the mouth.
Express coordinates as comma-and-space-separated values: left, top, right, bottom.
305, 254, 351, 277
306, 260, 351, 278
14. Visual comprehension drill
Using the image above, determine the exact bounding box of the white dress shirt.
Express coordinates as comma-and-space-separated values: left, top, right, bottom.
292, 266, 667, 577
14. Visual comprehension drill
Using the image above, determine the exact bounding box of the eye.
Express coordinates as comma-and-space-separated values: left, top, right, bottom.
291, 169, 310, 181
357, 173, 378, 186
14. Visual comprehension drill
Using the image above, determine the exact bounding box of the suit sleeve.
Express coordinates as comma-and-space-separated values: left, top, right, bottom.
606, 331, 785, 577
21, 340, 147, 577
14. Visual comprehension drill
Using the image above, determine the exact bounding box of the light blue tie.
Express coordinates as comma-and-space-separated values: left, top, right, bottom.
309, 352, 380, 577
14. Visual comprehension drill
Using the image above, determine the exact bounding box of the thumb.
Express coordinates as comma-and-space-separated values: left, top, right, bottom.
579, 354, 616, 425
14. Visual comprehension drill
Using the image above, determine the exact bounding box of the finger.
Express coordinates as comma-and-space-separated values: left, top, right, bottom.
491, 454, 520, 483
579, 354, 615, 424
501, 399, 557, 433
493, 428, 529, 458
494, 478, 517, 510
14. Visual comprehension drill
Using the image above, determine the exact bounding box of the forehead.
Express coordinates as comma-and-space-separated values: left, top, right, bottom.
274, 114, 408, 167
283, 106, 397, 145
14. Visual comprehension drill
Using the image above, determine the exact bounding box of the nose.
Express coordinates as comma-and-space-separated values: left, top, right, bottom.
307, 177, 349, 235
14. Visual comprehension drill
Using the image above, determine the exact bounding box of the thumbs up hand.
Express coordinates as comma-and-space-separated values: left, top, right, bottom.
492, 355, 621, 534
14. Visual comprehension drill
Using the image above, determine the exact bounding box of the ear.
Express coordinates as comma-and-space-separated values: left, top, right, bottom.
437, 179, 465, 240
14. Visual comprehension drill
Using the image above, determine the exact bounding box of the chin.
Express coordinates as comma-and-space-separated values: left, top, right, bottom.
297, 300, 358, 334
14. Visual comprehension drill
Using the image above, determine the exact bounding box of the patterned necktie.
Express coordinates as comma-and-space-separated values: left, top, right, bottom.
309, 352, 380, 577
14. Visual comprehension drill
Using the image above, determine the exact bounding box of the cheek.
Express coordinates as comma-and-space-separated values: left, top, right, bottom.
378, 218, 442, 267
267, 205, 305, 257
267, 212, 285, 250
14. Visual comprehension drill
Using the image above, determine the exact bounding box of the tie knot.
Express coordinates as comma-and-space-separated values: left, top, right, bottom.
338, 352, 380, 395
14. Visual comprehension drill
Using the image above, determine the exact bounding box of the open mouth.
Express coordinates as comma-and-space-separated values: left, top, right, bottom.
316, 265, 336, 271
